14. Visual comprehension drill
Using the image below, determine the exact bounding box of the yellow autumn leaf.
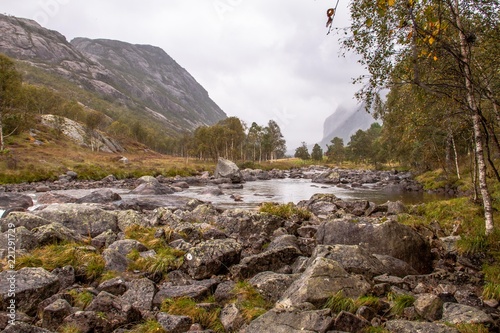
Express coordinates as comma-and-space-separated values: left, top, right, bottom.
428, 37, 435, 45
388, 0, 396, 6
433, 55, 438, 61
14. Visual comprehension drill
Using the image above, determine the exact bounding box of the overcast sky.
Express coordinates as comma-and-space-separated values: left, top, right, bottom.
2, 0, 367, 151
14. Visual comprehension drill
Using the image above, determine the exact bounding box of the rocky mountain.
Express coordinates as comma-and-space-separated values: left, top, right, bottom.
319, 103, 377, 148
0, 14, 226, 136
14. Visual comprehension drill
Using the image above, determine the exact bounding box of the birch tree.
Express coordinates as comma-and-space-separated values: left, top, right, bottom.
341, 0, 499, 234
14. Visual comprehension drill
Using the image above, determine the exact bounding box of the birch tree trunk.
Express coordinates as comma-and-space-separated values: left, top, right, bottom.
453, 0, 494, 235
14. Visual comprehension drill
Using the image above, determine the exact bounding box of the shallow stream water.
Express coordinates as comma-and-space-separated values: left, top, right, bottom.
21, 178, 446, 211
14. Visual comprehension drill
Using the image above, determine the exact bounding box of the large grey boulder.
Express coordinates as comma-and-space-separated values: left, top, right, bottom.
309, 244, 418, 279
76, 189, 121, 204
129, 176, 174, 195
385, 320, 459, 333
156, 312, 192, 333
183, 238, 242, 279
0, 267, 60, 316
0, 193, 33, 211
34, 203, 119, 238
40, 298, 73, 331
316, 218, 433, 273
277, 257, 371, 309
0, 227, 37, 258
32, 222, 85, 245
1, 212, 51, 232
107, 239, 148, 256
214, 158, 243, 183
242, 308, 334, 333
441, 302, 494, 326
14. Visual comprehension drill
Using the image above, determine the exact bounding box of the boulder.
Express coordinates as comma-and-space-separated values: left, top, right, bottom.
214, 158, 243, 183
107, 239, 148, 256
220, 303, 245, 332
385, 320, 459, 333
102, 248, 130, 272
153, 284, 211, 307
249, 271, 297, 303
32, 222, 85, 245
0, 227, 37, 258
156, 312, 192, 333
334, 310, 371, 333
121, 278, 157, 311
37, 192, 77, 204
63, 310, 111, 333
86, 291, 141, 331
0, 267, 60, 316
129, 176, 174, 195
2, 322, 56, 333
242, 308, 334, 333
34, 204, 119, 238
0, 212, 51, 232
40, 298, 73, 331
231, 245, 301, 278
183, 238, 242, 279
441, 302, 494, 326
316, 218, 433, 273
0, 193, 33, 210
76, 189, 121, 204
277, 257, 371, 309
97, 277, 128, 296
414, 293, 443, 321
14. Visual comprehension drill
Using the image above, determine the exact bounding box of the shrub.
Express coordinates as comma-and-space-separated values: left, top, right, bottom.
160, 297, 224, 332
259, 202, 311, 220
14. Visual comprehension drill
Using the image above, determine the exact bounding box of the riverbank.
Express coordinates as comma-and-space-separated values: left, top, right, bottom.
0, 165, 498, 332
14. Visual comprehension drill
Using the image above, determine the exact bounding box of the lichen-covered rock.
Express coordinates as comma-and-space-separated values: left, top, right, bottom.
183, 238, 242, 279
76, 189, 121, 204
385, 319, 459, 333
2, 321, 56, 333
121, 278, 157, 311
414, 293, 443, 321
441, 302, 494, 326
242, 308, 334, 333
107, 239, 148, 256
231, 246, 301, 278
249, 271, 298, 303
277, 257, 371, 309
32, 222, 84, 245
40, 298, 73, 331
214, 158, 243, 183
1, 212, 51, 232
316, 218, 433, 273
0, 193, 33, 211
156, 312, 193, 333
34, 204, 118, 238
0, 267, 60, 316
86, 291, 141, 331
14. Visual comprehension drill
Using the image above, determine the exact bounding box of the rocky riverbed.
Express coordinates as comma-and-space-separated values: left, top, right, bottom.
0, 166, 497, 332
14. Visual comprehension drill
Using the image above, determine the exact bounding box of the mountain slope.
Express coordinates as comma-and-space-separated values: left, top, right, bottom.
319, 104, 377, 148
0, 14, 226, 136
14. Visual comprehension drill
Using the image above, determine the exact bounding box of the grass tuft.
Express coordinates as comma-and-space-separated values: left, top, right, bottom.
259, 202, 311, 220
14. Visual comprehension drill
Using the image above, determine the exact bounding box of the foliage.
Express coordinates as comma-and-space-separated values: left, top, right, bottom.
128, 320, 167, 333
311, 143, 324, 161
15, 242, 105, 282
326, 137, 345, 163
231, 281, 272, 322
68, 289, 95, 310
387, 293, 415, 316
160, 297, 224, 332
259, 202, 311, 220
127, 247, 185, 278
455, 323, 490, 333
323, 291, 381, 314
294, 142, 310, 160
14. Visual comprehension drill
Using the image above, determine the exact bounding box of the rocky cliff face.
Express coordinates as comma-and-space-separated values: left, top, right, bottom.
319, 103, 376, 148
0, 14, 226, 134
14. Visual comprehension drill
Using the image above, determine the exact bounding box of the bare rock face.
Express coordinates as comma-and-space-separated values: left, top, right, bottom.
0, 14, 226, 140
316, 218, 433, 274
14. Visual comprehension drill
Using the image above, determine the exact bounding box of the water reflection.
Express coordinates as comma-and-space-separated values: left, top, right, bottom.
173, 178, 443, 209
